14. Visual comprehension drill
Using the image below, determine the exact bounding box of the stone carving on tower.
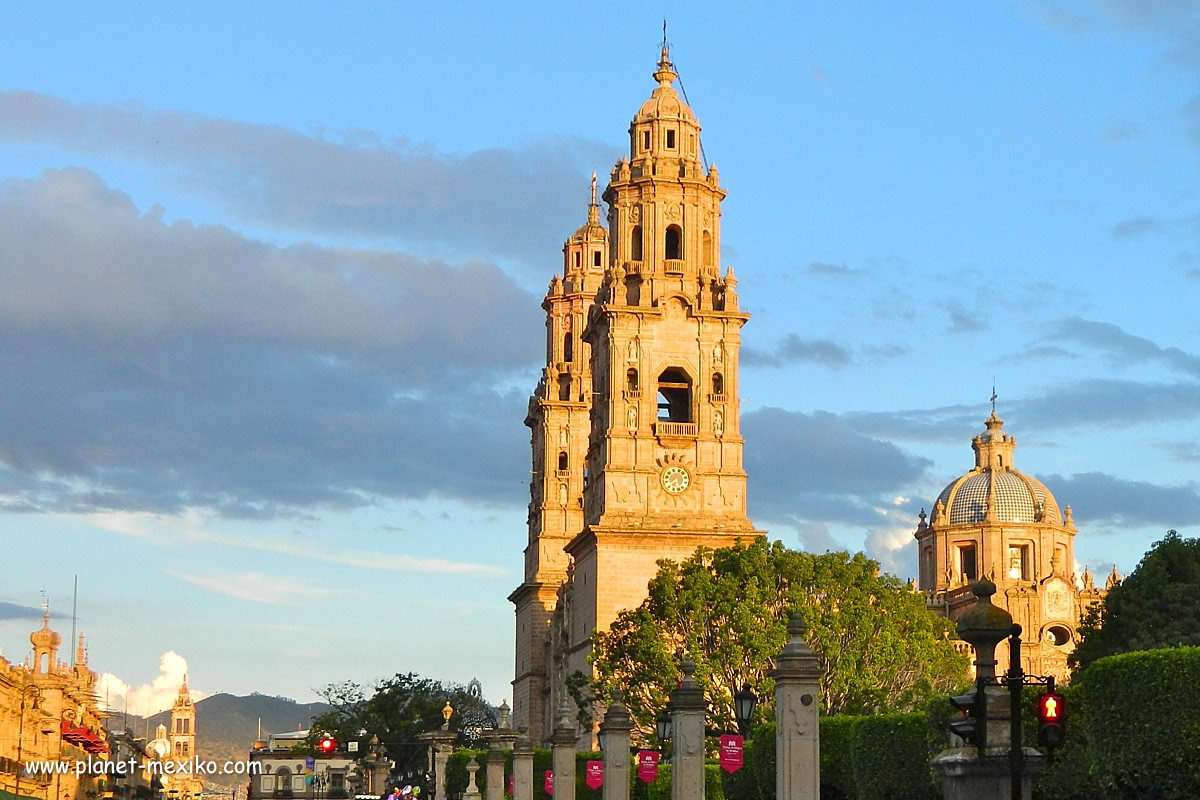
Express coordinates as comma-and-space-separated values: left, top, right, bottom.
914, 408, 1109, 682
511, 45, 764, 744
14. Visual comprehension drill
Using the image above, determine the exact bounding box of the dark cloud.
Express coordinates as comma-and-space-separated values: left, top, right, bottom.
1041, 471, 1200, 527
744, 407, 932, 525
0, 169, 541, 515
806, 261, 863, 277
0, 601, 43, 621
743, 334, 852, 369
1111, 215, 1165, 238
1016, 379, 1200, 429
1014, 344, 1080, 360
1167, 441, 1200, 463
0, 91, 617, 269
1042, 317, 1200, 377
843, 403, 985, 444
946, 308, 987, 334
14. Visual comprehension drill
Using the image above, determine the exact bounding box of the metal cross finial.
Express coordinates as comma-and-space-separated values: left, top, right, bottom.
990, 379, 997, 414
662, 19, 667, 49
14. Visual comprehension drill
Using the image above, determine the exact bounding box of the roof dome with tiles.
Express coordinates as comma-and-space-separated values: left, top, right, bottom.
932, 411, 1063, 526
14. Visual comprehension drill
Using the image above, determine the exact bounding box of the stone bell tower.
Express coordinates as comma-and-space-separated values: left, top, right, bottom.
511, 44, 764, 743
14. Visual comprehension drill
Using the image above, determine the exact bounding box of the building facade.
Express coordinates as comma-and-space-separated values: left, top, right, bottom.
915, 410, 1113, 680
510, 45, 764, 743
247, 732, 355, 800
0, 613, 109, 800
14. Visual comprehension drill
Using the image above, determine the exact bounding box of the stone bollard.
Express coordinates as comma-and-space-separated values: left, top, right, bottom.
550, 700, 578, 800
600, 691, 633, 800
771, 612, 822, 800
513, 728, 534, 800
670, 661, 706, 800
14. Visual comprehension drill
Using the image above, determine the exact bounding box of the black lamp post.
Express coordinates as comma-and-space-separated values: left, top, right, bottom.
733, 684, 758, 737
654, 708, 672, 752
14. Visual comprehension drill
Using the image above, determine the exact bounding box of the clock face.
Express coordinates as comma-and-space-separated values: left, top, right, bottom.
661, 465, 690, 494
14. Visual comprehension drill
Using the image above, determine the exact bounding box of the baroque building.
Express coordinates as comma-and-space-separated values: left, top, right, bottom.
914, 409, 1113, 681
0, 611, 109, 800
510, 45, 763, 743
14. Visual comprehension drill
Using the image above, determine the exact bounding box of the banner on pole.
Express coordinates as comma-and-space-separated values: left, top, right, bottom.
636, 750, 660, 784
719, 734, 744, 773
585, 761, 604, 790
543, 770, 554, 796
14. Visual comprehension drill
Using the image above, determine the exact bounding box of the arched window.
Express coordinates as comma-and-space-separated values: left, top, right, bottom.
702, 230, 713, 269
631, 225, 643, 261
558, 452, 568, 471
626, 368, 639, 392
712, 372, 724, 396
665, 225, 683, 260
563, 332, 573, 363
656, 368, 692, 422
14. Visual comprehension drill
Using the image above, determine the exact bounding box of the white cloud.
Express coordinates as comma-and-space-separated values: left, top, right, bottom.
98, 650, 201, 717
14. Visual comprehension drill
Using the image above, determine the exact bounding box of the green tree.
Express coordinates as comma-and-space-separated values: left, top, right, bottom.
1071, 530, 1200, 672
590, 539, 968, 735
307, 673, 496, 772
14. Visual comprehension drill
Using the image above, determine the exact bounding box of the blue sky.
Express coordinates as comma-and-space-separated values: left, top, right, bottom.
1, 1, 1198, 714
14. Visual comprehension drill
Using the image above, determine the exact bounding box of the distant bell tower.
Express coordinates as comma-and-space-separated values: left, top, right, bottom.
169, 676, 196, 760
511, 44, 764, 743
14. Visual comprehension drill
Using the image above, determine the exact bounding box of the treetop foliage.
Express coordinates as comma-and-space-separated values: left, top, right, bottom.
590, 539, 968, 735
1071, 529, 1200, 672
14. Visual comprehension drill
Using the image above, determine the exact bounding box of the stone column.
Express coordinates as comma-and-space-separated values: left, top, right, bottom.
670, 661, 706, 800
549, 701, 578, 800
771, 612, 821, 800
494, 701, 520, 752
486, 742, 506, 800
513, 729, 534, 800
463, 758, 482, 800
418, 729, 456, 800
600, 692, 633, 800
364, 735, 394, 796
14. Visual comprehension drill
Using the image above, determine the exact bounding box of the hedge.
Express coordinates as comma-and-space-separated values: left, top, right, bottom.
850, 714, 937, 800
818, 717, 857, 800
1077, 647, 1200, 799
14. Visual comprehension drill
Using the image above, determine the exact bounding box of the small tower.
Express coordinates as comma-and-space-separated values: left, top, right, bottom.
30, 610, 62, 674
169, 676, 196, 760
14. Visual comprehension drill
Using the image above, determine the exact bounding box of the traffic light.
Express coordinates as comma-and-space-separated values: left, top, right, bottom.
1037, 690, 1065, 748
318, 735, 338, 753
948, 685, 986, 748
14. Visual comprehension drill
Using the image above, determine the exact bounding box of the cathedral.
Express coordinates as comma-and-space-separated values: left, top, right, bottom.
914, 407, 1113, 681
509, 44, 764, 743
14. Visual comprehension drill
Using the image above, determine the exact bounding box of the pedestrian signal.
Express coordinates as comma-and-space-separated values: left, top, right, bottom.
1037, 691, 1065, 748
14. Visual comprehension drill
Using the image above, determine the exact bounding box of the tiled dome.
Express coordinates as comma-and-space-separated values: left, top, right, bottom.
936, 469, 1061, 525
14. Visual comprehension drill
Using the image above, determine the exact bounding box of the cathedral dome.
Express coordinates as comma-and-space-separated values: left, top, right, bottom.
932, 412, 1063, 526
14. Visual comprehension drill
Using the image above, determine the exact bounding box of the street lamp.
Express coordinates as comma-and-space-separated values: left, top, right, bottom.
14, 684, 44, 800
654, 708, 672, 750
733, 684, 758, 737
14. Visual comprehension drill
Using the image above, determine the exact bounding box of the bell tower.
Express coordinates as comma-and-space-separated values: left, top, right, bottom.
509, 178, 608, 743
511, 44, 764, 744
169, 675, 196, 761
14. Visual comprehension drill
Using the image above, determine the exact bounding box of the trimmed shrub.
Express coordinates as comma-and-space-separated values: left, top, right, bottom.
721, 724, 775, 800
1078, 647, 1200, 799
819, 716, 858, 800
850, 714, 937, 800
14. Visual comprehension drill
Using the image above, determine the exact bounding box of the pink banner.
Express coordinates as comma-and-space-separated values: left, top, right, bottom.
508, 775, 514, 797
719, 734, 744, 774
585, 760, 604, 790
636, 750, 660, 784
543, 770, 554, 796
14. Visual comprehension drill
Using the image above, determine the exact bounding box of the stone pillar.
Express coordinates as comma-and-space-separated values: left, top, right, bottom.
463, 758, 482, 800
418, 729, 456, 800
670, 661, 706, 800
771, 613, 822, 800
494, 701, 520, 752
600, 692, 633, 800
513, 729, 535, 800
365, 735, 393, 796
550, 701, 578, 800
486, 741, 506, 800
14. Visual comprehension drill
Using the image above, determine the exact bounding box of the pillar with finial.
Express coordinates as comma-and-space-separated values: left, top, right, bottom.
771, 612, 822, 800
600, 691, 633, 800
670, 660, 706, 800
550, 700, 578, 800
463, 758, 481, 800
418, 702, 457, 800
513, 728, 534, 800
